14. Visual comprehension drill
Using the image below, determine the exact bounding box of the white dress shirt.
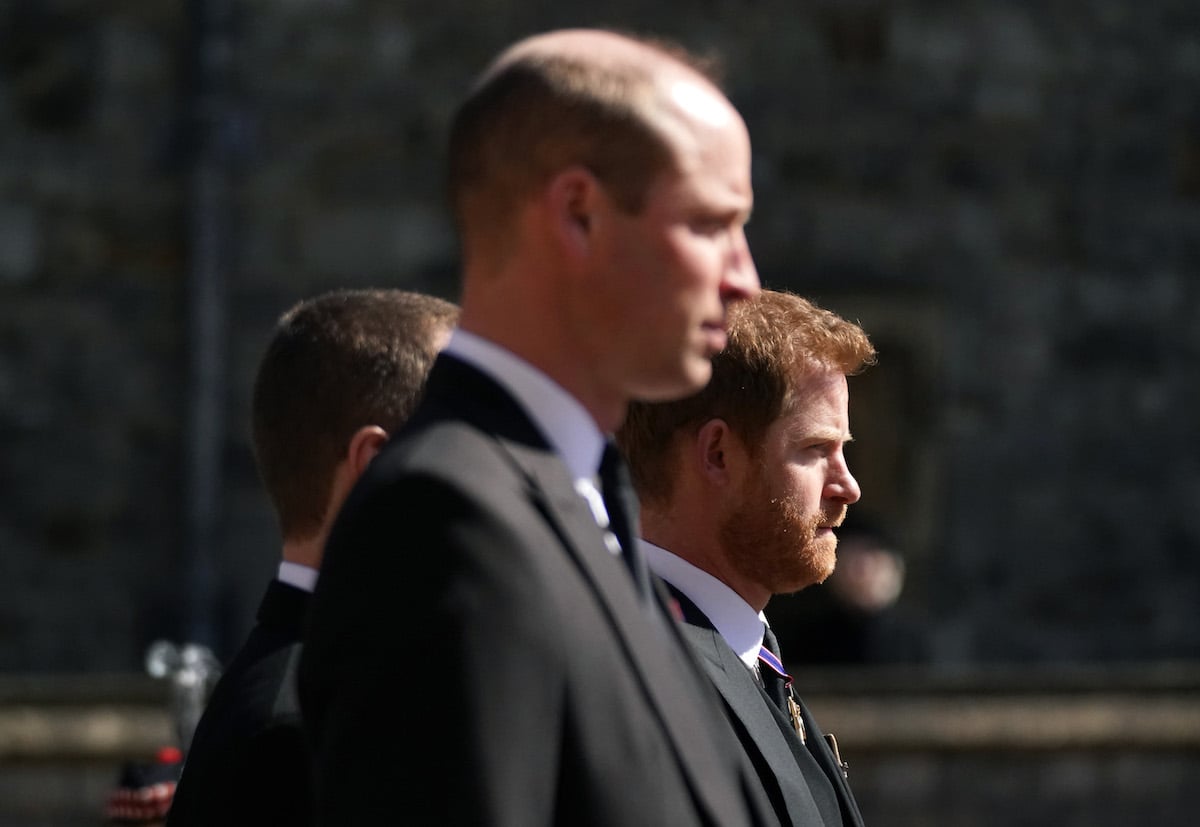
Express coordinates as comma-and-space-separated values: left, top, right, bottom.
642, 539, 769, 669
277, 560, 319, 593
443, 330, 617, 549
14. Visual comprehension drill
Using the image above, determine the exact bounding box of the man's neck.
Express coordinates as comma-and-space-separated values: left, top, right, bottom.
457, 297, 627, 434
280, 534, 325, 571
642, 517, 770, 612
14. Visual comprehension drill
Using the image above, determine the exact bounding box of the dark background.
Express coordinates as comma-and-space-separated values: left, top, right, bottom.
1, 0, 1198, 674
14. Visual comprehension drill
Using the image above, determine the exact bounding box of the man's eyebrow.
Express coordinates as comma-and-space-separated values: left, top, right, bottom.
791, 425, 853, 443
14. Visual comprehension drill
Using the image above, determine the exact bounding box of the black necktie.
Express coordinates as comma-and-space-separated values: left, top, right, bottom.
597, 441, 653, 603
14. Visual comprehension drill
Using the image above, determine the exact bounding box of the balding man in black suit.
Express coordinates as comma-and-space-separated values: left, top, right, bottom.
299, 28, 776, 827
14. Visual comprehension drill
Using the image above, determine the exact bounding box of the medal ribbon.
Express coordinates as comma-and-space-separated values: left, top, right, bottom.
757, 646, 793, 689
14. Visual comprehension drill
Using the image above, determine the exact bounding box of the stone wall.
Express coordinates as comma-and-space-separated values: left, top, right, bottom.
1, 0, 1199, 671
2, 668, 1197, 826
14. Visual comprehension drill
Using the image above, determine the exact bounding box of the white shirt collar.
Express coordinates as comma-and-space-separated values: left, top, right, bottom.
641, 540, 768, 669
444, 329, 605, 481
277, 561, 319, 593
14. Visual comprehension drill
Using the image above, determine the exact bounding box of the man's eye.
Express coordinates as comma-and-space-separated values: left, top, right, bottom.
691, 218, 729, 235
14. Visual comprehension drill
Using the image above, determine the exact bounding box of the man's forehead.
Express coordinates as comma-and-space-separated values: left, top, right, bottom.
781, 371, 851, 429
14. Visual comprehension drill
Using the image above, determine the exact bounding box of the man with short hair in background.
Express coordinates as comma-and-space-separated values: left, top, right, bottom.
167, 288, 458, 827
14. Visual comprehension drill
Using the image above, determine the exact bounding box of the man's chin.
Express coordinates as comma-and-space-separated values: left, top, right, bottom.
795, 545, 838, 589
631, 362, 711, 403
772, 557, 836, 594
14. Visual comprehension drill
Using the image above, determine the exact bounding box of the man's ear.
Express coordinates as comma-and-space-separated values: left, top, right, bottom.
347, 425, 390, 478
695, 418, 736, 486
545, 165, 601, 255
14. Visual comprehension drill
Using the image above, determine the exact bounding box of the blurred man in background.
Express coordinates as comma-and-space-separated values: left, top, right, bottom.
166, 289, 457, 827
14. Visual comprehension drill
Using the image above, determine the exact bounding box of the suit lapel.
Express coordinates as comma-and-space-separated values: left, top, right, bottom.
419, 356, 760, 827
679, 619, 832, 827
793, 698, 866, 827
256, 580, 310, 638
669, 587, 844, 827
516, 446, 759, 827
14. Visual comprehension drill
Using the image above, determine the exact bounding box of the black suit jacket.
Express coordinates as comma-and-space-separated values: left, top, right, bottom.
298, 355, 777, 827
668, 586, 866, 827
167, 580, 313, 827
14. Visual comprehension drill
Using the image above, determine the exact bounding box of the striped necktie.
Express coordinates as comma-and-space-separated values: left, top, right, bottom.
760, 623, 806, 742
758, 624, 791, 713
